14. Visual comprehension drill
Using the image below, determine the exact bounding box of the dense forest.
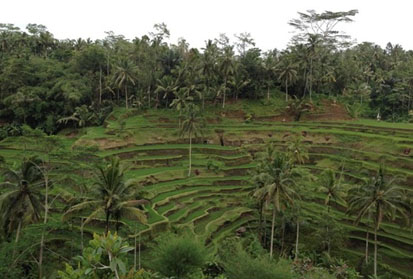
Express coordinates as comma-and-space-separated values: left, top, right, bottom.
1, 9, 413, 279
2, 9, 413, 136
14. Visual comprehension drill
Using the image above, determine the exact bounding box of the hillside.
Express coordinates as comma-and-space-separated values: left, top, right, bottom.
1, 99, 413, 278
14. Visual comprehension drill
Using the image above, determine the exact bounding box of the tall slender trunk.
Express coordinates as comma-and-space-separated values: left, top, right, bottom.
270, 207, 276, 258
138, 233, 141, 270
263, 212, 267, 248
258, 201, 263, 244
38, 174, 49, 279
267, 85, 270, 101
295, 219, 300, 261
81, 217, 84, 251
125, 84, 128, 109
222, 78, 227, 109
105, 212, 110, 235
147, 86, 151, 108
12, 220, 22, 259
365, 229, 369, 264
285, 80, 288, 102
309, 57, 313, 102
188, 134, 192, 177
134, 228, 137, 271
99, 67, 102, 105
374, 226, 378, 277
327, 205, 331, 255
280, 219, 285, 257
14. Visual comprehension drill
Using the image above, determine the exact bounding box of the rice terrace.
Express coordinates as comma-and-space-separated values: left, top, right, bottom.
0, 5, 413, 279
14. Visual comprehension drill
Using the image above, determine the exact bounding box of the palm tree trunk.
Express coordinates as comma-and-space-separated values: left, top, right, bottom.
258, 201, 263, 244
125, 84, 128, 109
309, 57, 313, 102
147, 86, 151, 108
365, 229, 369, 264
222, 78, 227, 109
105, 212, 110, 235
295, 219, 300, 261
12, 220, 22, 259
81, 217, 84, 251
134, 230, 137, 271
270, 207, 276, 258
139, 233, 141, 270
374, 226, 378, 277
280, 219, 285, 257
285, 80, 288, 102
188, 134, 192, 177
38, 173, 49, 279
99, 67, 103, 105
263, 211, 267, 248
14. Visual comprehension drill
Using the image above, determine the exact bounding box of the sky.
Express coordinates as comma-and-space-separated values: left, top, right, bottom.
1, 0, 413, 51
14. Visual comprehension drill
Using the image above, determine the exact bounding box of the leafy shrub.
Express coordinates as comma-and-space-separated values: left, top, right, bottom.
149, 233, 209, 279
220, 243, 294, 279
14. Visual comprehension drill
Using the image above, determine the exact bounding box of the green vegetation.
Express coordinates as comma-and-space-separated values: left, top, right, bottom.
0, 8, 413, 279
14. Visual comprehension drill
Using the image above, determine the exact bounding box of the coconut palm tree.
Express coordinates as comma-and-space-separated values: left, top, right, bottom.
155, 75, 178, 108
318, 168, 348, 255
347, 166, 408, 277
318, 168, 347, 213
253, 153, 298, 258
170, 88, 193, 128
277, 60, 298, 102
180, 103, 204, 177
287, 135, 309, 166
63, 157, 147, 235
219, 46, 235, 108
114, 59, 138, 109
201, 40, 218, 109
0, 157, 43, 253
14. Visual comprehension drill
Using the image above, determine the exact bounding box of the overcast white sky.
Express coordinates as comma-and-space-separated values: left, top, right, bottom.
1, 0, 412, 51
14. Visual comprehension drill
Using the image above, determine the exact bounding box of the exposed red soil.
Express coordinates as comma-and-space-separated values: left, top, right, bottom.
301, 100, 352, 121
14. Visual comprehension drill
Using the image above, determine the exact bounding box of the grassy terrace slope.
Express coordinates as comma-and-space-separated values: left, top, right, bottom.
1, 99, 413, 277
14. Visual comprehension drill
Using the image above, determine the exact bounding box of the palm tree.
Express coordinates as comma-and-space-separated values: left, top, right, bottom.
347, 166, 408, 277
63, 157, 147, 234
170, 88, 193, 128
277, 60, 298, 102
201, 40, 218, 109
253, 153, 298, 258
219, 46, 235, 108
155, 75, 178, 108
318, 168, 348, 255
0, 157, 43, 252
180, 103, 204, 177
114, 59, 138, 109
287, 135, 309, 166
318, 168, 347, 213
230, 66, 249, 101
251, 144, 277, 246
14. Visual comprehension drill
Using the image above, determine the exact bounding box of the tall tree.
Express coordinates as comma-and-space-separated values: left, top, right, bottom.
347, 166, 408, 277
277, 60, 298, 101
219, 46, 235, 108
179, 103, 204, 177
0, 157, 43, 247
114, 59, 138, 109
253, 152, 298, 258
63, 157, 147, 234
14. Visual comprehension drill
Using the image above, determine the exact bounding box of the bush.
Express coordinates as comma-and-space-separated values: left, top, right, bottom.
149, 233, 209, 279
220, 243, 294, 279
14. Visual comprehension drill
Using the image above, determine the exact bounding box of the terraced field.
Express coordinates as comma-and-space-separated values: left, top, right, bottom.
1, 102, 413, 278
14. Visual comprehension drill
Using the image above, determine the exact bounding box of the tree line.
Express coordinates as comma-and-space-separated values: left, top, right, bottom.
2, 10, 413, 135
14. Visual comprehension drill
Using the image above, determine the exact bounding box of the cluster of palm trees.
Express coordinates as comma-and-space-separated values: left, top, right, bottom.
0, 156, 148, 279
252, 140, 412, 277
